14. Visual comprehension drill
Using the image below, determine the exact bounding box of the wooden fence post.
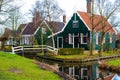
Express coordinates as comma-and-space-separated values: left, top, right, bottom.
12, 46, 15, 54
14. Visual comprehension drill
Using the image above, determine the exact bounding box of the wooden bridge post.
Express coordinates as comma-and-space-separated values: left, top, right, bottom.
12, 46, 15, 54
21, 46, 24, 57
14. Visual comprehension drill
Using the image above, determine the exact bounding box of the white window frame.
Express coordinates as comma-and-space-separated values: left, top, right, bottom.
81, 33, 88, 44
22, 35, 32, 45
110, 37, 112, 43
69, 66, 75, 77
96, 33, 99, 45
57, 37, 63, 48
42, 27, 46, 34
73, 20, 79, 28
69, 34, 73, 44
109, 33, 112, 43
81, 68, 88, 80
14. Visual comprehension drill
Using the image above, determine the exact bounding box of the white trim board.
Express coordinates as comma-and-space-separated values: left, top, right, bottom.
57, 37, 63, 48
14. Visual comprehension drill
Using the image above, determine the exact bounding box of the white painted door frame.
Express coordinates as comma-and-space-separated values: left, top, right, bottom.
57, 37, 63, 48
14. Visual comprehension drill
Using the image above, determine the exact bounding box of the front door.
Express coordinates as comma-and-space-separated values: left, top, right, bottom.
74, 37, 79, 48
57, 37, 63, 48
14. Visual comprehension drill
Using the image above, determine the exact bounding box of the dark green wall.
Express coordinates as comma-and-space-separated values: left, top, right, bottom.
55, 13, 90, 50
94, 33, 116, 50
54, 13, 116, 51
35, 23, 52, 45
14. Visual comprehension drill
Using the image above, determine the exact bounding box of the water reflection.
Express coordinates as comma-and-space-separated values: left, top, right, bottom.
39, 58, 102, 80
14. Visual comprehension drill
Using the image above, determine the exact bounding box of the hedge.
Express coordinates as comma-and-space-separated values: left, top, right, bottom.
58, 48, 84, 55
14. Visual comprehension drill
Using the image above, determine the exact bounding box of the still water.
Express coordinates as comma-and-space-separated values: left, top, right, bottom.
38, 58, 110, 80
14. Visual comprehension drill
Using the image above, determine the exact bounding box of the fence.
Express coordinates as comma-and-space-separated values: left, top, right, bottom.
12, 45, 58, 55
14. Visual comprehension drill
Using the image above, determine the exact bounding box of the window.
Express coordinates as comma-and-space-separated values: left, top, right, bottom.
42, 27, 46, 34
96, 33, 99, 44
69, 67, 74, 76
109, 33, 112, 43
102, 37, 105, 44
81, 68, 88, 80
81, 33, 88, 44
69, 34, 73, 44
110, 37, 112, 43
73, 20, 79, 28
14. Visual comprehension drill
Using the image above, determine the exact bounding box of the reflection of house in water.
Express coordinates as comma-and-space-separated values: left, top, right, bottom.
39, 57, 114, 80
58, 64, 99, 80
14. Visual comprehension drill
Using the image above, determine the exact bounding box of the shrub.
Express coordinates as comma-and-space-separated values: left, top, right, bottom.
58, 48, 84, 55
4, 46, 12, 51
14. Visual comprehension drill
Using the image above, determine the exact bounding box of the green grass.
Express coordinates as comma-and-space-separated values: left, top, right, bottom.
38, 51, 120, 59
0, 51, 61, 80
108, 59, 120, 66
54, 51, 119, 59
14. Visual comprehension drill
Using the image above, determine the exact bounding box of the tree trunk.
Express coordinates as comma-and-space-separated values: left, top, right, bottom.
99, 33, 105, 57
1, 40, 5, 51
90, 31, 94, 56
90, 0, 95, 56
99, 42, 103, 57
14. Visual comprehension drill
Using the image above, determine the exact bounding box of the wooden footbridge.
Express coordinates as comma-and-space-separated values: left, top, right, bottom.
12, 45, 58, 55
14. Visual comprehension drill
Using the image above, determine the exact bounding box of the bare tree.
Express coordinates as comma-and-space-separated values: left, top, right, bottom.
96, 0, 120, 56
5, 9, 26, 46
0, 0, 22, 24
87, 0, 120, 56
30, 0, 64, 21
30, 0, 64, 49
0, 0, 23, 48
0, 28, 10, 50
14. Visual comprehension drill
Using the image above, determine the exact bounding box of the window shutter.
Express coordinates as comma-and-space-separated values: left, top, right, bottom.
86, 37, 90, 44
78, 36, 81, 44
65, 36, 69, 44
98, 37, 100, 44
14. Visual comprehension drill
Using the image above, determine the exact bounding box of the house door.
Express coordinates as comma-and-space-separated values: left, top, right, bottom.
57, 37, 63, 48
74, 37, 79, 48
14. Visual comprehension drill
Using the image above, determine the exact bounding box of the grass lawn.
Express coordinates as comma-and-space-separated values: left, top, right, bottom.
107, 59, 120, 66
0, 51, 61, 80
40, 51, 120, 59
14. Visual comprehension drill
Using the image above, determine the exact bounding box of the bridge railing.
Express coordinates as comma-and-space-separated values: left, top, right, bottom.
12, 46, 23, 54
12, 45, 58, 55
47, 45, 58, 55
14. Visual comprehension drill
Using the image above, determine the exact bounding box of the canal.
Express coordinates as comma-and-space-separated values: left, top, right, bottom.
17, 52, 113, 80
38, 58, 110, 80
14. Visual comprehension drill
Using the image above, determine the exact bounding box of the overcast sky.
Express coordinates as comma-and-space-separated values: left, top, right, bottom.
20, 0, 87, 21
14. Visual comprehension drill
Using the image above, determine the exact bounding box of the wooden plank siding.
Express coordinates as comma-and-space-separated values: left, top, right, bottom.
54, 13, 90, 50
54, 12, 116, 51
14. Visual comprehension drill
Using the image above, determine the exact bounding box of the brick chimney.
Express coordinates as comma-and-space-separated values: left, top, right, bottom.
32, 11, 41, 29
87, 0, 91, 13
63, 15, 66, 23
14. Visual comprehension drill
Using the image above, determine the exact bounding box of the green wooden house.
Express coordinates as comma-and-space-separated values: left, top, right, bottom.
21, 11, 64, 46
49, 11, 116, 51
21, 20, 64, 46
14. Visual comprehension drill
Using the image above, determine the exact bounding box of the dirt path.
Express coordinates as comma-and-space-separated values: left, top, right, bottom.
35, 61, 76, 80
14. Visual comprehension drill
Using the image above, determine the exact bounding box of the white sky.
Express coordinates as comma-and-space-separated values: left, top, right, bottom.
20, 0, 87, 21
20, 0, 120, 23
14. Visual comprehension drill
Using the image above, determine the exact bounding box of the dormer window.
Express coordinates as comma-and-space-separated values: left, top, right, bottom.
73, 20, 79, 28
42, 27, 46, 34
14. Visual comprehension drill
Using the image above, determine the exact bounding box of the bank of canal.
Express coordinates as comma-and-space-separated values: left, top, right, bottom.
37, 54, 120, 80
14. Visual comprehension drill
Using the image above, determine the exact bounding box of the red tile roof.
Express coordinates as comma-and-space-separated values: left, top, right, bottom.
104, 74, 114, 80
77, 11, 115, 33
